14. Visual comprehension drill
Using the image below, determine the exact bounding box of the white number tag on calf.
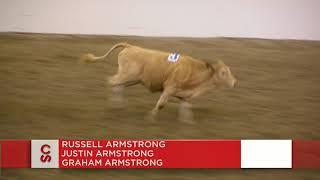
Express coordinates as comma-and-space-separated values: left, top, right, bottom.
168, 53, 180, 62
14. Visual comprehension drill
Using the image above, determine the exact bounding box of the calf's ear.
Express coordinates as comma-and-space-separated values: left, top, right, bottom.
205, 62, 215, 76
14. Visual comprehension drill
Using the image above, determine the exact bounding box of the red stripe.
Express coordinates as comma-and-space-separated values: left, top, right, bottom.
163, 140, 240, 168
293, 140, 320, 168
0, 140, 31, 168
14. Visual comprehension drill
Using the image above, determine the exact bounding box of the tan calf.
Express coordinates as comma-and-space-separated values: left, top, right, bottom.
82, 43, 236, 123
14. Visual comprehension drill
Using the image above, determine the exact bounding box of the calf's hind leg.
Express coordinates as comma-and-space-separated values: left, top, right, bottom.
108, 64, 140, 105
108, 74, 140, 105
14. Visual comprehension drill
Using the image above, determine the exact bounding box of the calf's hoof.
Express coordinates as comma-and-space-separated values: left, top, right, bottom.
109, 96, 127, 109
178, 111, 195, 124
178, 116, 195, 124
144, 110, 158, 123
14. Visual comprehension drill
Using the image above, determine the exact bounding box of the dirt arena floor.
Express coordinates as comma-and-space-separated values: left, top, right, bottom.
1, 33, 320, 179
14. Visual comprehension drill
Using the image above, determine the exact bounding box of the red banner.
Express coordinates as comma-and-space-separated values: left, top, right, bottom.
1, 140, 320, 169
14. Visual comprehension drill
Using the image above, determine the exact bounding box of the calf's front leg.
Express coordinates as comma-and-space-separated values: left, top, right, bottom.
146, 88, 173, 122
178, 101, 194, 124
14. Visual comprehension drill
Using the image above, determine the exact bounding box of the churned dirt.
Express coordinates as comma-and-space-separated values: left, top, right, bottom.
1, 33, 320, 179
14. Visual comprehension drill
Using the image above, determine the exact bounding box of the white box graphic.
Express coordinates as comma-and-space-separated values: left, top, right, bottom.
31, 140, 59, 168
241, 140, 292, 168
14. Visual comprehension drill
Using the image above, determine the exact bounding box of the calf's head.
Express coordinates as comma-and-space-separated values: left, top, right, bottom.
212, 60, 237, 88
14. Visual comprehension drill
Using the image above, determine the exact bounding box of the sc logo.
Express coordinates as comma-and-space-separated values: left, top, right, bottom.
40, 144, 51, 163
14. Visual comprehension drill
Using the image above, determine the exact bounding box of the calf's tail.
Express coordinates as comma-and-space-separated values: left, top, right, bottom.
81, 42, 131, 63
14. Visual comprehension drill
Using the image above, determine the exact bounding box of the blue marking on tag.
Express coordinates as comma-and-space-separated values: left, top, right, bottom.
168, 53, 180, 62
